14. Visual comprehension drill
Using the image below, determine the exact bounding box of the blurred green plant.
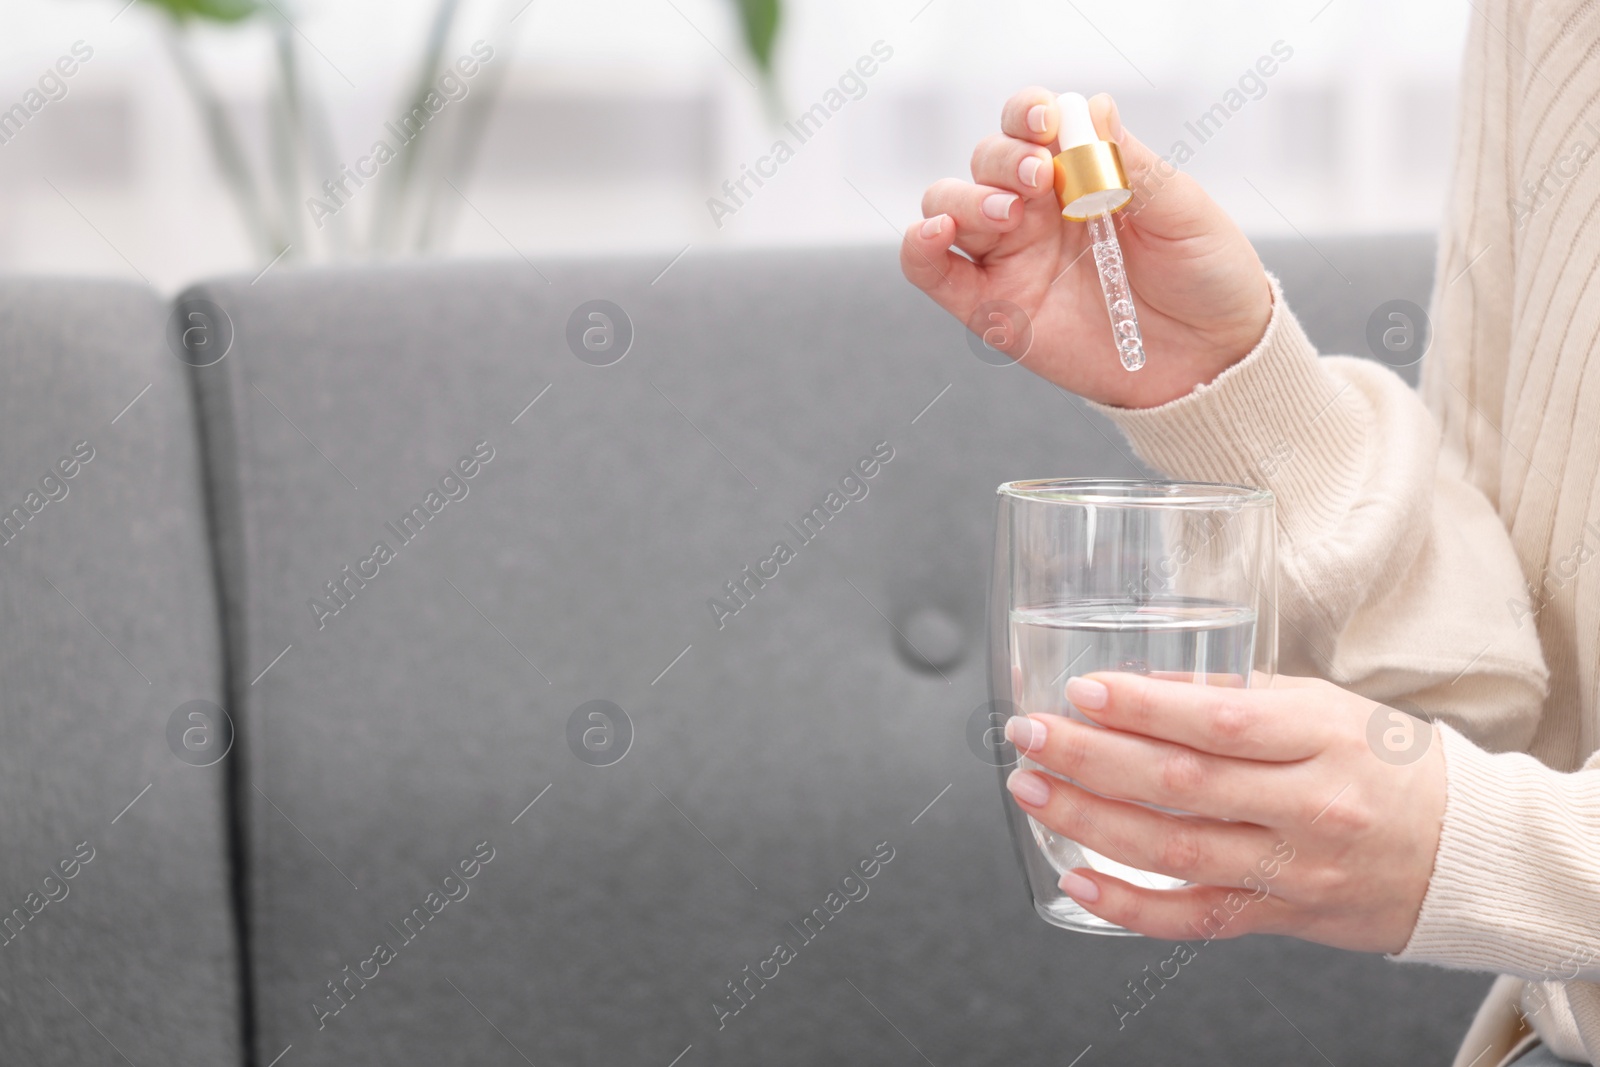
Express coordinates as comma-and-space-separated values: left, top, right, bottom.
734, 0, 783, 117
118, 0, 783, 261
142, 0, 258, 20
733, 0, 778, 72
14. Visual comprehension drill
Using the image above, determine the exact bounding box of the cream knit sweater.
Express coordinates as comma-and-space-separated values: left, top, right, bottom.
1094, 2, 1600, 1063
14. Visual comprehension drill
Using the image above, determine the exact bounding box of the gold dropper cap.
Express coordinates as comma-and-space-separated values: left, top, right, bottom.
1051, 91, 1132, 221
1053, 141, 1132, 221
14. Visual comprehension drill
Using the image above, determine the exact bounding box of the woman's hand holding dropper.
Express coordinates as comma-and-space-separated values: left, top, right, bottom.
901, 88, 1273, 409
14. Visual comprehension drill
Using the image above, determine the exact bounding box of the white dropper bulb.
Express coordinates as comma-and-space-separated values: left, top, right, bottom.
1055, 91, 1099, 150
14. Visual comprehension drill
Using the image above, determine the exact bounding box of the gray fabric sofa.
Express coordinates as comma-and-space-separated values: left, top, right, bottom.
0, 235, 1489, 1066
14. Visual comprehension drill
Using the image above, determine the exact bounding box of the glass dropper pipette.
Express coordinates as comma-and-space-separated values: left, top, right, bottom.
1052, 92, 1146, 372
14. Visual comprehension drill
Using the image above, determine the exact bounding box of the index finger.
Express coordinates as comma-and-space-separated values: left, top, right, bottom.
1067, 672, 1334, 761
1000, 86, 1059, 146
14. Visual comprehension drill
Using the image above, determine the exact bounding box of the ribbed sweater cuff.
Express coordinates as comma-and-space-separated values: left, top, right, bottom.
1089, 274, 1369, 547
1393, 724, 1600, 980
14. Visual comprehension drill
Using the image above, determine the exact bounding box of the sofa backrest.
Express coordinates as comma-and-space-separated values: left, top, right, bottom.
180, 233, 1486, 1067
0, 279, 242, 1063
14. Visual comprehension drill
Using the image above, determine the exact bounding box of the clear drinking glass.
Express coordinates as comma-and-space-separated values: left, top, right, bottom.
987, 479, 1277, 935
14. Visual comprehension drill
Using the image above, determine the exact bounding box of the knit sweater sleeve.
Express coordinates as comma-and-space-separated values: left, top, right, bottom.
1087, 276, 1600, 1002
1086, 285, 1549, 748
1397, 728, 1600, 987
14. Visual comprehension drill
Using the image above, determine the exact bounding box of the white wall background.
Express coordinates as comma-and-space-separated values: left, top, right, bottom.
0, 0, 1471, 292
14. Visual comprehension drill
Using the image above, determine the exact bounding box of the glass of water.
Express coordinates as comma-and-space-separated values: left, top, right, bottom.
987, 479, 1276, 935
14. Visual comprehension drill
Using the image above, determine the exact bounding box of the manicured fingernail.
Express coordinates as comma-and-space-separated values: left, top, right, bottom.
1066, 676, 1108, 710
1005, 768, 1051, 807
920, 214, 947, 238
1004, 715, 1045, 753
1027, 103, 1050, 134
982, 193, 1018, 220
1018, 155, 1045, 189
1060, 870, 1100, 903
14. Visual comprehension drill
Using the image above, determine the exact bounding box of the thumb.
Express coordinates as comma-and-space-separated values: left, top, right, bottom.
1087, 92, 1218, 243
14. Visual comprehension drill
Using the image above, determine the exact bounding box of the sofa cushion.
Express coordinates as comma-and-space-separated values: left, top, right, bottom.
0, 278, 242, 1064
188, 235, 1486, 1066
